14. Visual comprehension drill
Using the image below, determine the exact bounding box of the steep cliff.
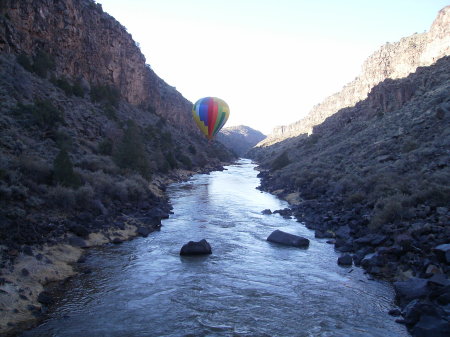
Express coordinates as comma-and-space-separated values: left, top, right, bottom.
0, 0, 195, 130
0, 1, 235, 334
260, 5, 450, 146
217, 125, 266, 157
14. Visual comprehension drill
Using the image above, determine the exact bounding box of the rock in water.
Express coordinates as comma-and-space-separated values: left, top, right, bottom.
337, 254, 353, 266
267, 230, 310, 248
180, 239, 212, 256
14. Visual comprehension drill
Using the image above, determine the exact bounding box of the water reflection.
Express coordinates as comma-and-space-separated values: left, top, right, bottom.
22, 159, 408, 337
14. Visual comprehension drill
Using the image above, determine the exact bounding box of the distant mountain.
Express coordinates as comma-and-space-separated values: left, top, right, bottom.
217, 125, 266, 157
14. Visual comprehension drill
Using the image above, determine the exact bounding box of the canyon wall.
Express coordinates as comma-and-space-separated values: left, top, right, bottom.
261, 6, 450, 146
0, 0, 195, 130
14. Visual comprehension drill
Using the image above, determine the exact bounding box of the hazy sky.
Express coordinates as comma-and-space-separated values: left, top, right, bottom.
99, 0, 448, 134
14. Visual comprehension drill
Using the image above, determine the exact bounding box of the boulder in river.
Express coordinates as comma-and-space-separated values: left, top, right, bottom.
337, 254, 353, 266
267, 230, 309, 248
180, 239, 212, 256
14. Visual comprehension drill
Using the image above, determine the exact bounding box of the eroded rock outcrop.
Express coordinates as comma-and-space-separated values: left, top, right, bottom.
259, 6, 450, 146
0, 0, 195, 130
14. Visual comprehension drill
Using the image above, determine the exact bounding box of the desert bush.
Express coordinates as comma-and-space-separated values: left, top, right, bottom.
33, 100, 65, 129
91, 84, 120, 107
159, 131, 173, 148
188, 144, 196, 155
17, 53, 33, 72
47, 185, 76, 210
144, 125, 157, 140
101, 103, 117, 120
13, 100, 64, 129
411, 181, 450, 208
164, 151, 178, 169
304, 133, 321, 147
178, 154, 192, 169
98, 138, 113, 156
78, 154, 118, 174
53, 130, 73, 150
345, 192, 366, 206
74, 183, 95, 209
214, 146, 233, 162
114, 175, 148, 203
53, 149, 82, 188
81, 170, 115, 199
72, 79, 85, 97
55, 77, 73, 95
32, 50, 55, 78
18, 155, 52, 184
402, 139, 419, 153
113, 121, 151, 179
370, 194, 408, 229
271, 151, 290, 171
309, 176, 328, 195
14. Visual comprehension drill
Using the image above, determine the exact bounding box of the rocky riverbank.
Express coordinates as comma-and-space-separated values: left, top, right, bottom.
257, 169, 450, 337
0, 164, 227, 336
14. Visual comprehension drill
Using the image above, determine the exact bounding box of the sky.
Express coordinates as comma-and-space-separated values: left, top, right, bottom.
98, 0, 448, 135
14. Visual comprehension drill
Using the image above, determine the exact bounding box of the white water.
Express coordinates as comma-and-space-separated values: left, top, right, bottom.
22, 159, 408, 337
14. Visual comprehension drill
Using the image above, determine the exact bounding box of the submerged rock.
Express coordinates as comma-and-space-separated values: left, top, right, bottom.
267, 230, 309, 248
180, 239, 212, 256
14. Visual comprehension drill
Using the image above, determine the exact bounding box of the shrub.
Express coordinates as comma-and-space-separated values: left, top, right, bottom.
78, 154, 118, 174
178, 154, 192, 169
72, 79, 85, 97
101, 103, 117, 120
345, 192, 366, 206
147, 105, 156, 114
164, 151, 178, 169
53, 149, 82, 188
159, 131, 173, 148
12, 102, 34, 117
55, 77, 73, 95
17, 53, 33, 72
74, 184, 95, 209
91, 84, 120, 107
32, 100, 65, 129
53, 130, 73, 150
81, 170, 115, 199
188, 144, 197, 155
32, 50, 55, 78
18, 155, 52, 184
98, 138, 113, 156
271, 151, 290, 171
369, 194, 407, 229
114, 175, 148, 203
47, 185, 76, 210
113, 121, 151, 179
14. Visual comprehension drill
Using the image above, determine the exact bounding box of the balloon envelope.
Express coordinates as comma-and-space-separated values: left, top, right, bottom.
192, 97, 230, 140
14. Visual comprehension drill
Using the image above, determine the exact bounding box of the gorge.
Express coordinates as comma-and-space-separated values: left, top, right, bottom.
0, 1, 449, 336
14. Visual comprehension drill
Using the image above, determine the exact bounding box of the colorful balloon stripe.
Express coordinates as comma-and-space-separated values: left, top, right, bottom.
192, 97, 230, 140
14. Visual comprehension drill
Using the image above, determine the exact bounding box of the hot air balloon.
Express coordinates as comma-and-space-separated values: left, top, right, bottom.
192, 97, 230, 140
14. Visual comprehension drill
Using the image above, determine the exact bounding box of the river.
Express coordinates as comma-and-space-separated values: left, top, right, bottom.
22, 159, 408, 337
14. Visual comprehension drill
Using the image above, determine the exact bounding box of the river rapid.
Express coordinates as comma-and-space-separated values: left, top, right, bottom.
22, 159, 408, 337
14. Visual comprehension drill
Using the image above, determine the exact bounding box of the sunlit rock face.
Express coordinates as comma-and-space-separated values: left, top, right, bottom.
259, 6, 450, 146
0, 0, 196, 131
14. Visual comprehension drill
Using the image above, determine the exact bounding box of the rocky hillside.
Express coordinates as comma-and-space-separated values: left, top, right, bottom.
217, 125, 266, 157
0, 0, 196, 130
249, 44, 450, 337
0, 1, 235, 333
259, 6, 450, 146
